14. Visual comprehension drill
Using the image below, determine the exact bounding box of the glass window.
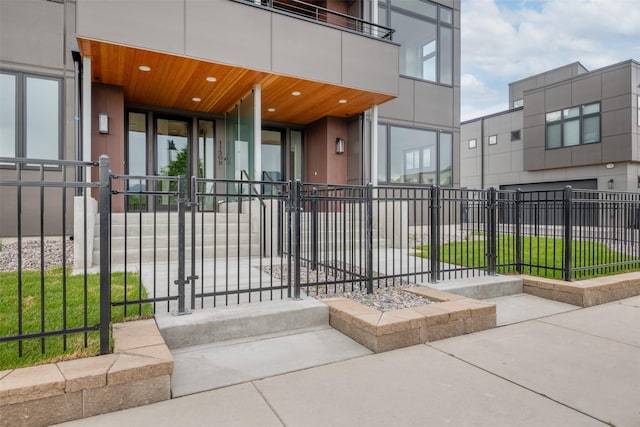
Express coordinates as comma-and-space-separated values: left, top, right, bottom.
383, 0, 453, 85
25, 77, 59, 159
439, 6, 453, 24
0, 73, 16, 158
468, 139, 476, 149
546, 123, 562, 149
0, 73, 61, 160
439, 26, 453, 86
582, 116, 600, 144
563, 120, 580, 146
393, 12, 437, 81
439, 132, 452, 186
563, 107, 580, 119
382, 125, 450, 185
513, 99, 523, 108
511, 130, 521, 141
391, 0, 436, 19
583, 103, 600, 115
488, 135, 497, 145
546, 111, 561, 122
546, 102, 601, 149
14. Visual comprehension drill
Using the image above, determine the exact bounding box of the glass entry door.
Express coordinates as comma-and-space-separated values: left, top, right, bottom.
261, 129, 282, 182
156, 117, 189, 207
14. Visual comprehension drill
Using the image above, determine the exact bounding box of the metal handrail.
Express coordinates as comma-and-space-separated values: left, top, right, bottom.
236, 0, 394, 40
239, 169, 267, 208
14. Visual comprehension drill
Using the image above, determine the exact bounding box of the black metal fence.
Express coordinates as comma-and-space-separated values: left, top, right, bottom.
3, 154, 640, 364
0, 156, 111, 360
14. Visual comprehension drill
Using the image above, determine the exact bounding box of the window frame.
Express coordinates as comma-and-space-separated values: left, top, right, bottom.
488, 135, 497, 145
377, 123, 453, 186
510, 130, 521, 141
0, 70, 63, 164
545, 102, 601, 149
468, 139, 477, 149
379, 0, 453, 86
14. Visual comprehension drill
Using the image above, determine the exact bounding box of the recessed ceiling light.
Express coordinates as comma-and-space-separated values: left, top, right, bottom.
291, 91, 301, 96
192, 97, 201, 102
267, 108, 276, 112
138, 65, 151, 72
206, 77, 217, 82
338, 99, 347, 104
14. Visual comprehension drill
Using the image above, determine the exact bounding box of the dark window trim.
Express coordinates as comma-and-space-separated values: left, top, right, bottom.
379, 0, 453, 86
377, 122, 453, 186
0, 70, 63, 169
545, 102, 601, 149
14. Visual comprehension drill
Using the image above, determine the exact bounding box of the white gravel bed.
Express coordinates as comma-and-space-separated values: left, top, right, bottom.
264, 263, 432, 312
0, 239, 74, 272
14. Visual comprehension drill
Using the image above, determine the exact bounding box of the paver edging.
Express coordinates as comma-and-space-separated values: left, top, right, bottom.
0, 318, 173, 427
521, 272, 640, 307
323, 286, 496, 353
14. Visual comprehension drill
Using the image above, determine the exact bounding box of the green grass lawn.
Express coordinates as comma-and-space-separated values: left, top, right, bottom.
0, 268, 153, 370
417, 235, 638, 280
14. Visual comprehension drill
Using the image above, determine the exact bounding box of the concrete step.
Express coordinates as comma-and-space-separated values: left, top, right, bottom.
93, 244, 262, 265
155, 297, 329, 350
100, 212, 251, 226
427, 275, 523, 300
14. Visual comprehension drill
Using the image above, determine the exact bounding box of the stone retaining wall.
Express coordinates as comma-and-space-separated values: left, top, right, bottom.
324, 286, 496, 353
522, 272, 640, 307
0, 319, 173, 427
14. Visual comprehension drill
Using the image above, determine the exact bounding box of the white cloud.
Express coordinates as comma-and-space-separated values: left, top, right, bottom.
461, 0, 640, 120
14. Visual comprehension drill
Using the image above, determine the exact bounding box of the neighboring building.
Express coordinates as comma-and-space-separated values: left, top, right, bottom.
461, 60, 640, 192
0, 0, 461, 237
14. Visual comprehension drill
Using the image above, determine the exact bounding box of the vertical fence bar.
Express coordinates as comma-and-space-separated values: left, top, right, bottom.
190, 176, 198, 310
311, 187, 318, 270
487, 187, 497, 276
174, 175, 189, 314
366, 183, 374, 294
430, 185, 440, 283
293, 180, 302, 300
515, 189, 522, 274
99, 155, 111, 355
563, 186, 573, 281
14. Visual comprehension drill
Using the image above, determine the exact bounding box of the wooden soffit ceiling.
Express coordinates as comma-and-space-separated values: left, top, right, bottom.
78, 38, 395, 125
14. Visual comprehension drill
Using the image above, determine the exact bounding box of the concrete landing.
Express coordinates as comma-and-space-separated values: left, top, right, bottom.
422, 274, 523, 299
155, 297, 328, 349
170, 326, 371, 397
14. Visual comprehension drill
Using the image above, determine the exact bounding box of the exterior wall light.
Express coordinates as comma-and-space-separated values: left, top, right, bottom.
98, 112, 109, 134
336, 137, 345, 154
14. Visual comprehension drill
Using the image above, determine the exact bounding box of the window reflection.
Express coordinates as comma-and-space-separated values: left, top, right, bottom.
0, 73, 16, 158
26, 77, 59, 159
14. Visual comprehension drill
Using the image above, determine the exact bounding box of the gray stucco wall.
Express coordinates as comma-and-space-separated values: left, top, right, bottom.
0, 0, 77, 237
461, 60, 640, 193
76, 0, 399, 97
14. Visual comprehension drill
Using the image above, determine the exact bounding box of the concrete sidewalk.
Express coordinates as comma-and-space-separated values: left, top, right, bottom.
60, 295, 640, 427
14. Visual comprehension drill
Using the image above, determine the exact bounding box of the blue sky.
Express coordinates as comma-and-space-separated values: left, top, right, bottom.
460, 0, 640, 121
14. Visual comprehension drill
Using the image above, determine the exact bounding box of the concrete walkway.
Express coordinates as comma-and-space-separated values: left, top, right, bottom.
59, 295, 640, 427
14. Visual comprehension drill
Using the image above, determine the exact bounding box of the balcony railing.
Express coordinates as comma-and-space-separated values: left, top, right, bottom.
236, 0, 394, 40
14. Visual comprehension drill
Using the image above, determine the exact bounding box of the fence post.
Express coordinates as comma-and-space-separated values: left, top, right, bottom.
293, 180, 302, 300
515, 189, 522, 274
173, 175, 190, 315
487, 187, 497, 276
98, 155, 111, 355
563, 186, 573, 281
189, 176, 199, 310
366, 183, 374, 294
311, 187, 318, 270
429, 185, 440, 283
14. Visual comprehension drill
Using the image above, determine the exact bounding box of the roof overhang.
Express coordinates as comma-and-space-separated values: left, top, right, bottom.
78, 38, 396, 125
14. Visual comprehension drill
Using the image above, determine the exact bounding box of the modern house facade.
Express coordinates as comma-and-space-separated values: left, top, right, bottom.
0, 0, 461, 237
461, 60, 640, 193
